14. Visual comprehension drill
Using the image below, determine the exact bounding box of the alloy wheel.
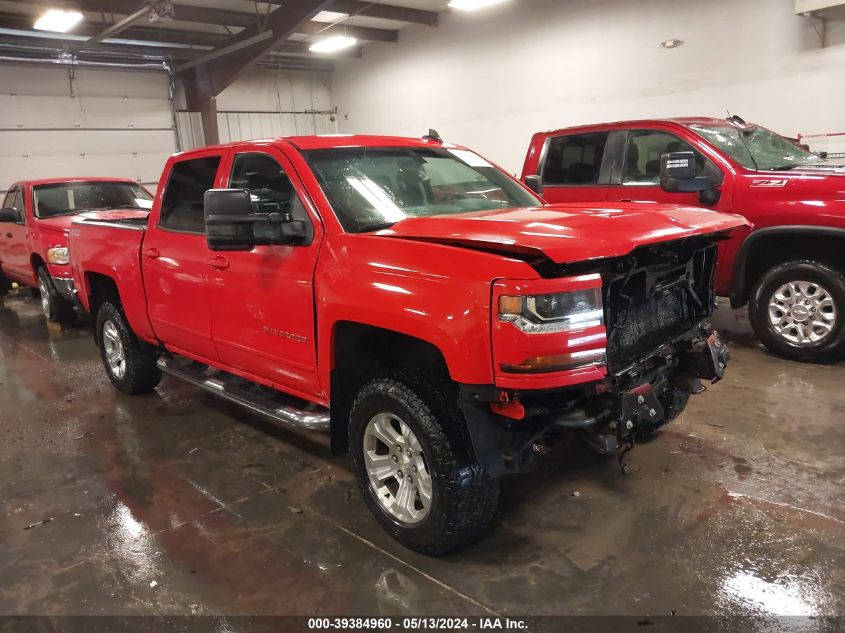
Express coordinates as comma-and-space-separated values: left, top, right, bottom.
363, 413, 433, 524
38, 277, 51, 318
767, 280, 837, 346
102, 320, 127, 379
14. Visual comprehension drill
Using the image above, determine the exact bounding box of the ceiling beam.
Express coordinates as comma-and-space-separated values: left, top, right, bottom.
0, 12, 230, 47
75, 2, 151, 50
297, 20, 398, 43
174, 30, 272, 73
14, 0, 258, 29
8, 1, 403, 41
17, 0, 423, 33
180, 0, 333, 104
326, 0, 438, 25
0, 34, 199, 59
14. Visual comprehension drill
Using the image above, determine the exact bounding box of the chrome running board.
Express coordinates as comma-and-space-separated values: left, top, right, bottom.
156, 357, 330, 431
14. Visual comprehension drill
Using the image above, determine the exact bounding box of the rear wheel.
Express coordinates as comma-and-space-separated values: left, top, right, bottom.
96, 301, 161, 394
349, 372, 498, 556
36, 267, 75, 323
749, 260, 845, 362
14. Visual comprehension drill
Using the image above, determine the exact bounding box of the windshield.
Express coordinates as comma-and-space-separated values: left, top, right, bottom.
690, 123, 822, 171
303, 147, 540, 233
33, 182, 153, 219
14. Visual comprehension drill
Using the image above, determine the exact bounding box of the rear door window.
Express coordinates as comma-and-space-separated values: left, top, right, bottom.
159, 156, 222, 233
541, 133, 609, 186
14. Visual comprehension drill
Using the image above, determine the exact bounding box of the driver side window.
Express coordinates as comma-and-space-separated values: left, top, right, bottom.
622, 130, 708, 184
229, 153, 309, 225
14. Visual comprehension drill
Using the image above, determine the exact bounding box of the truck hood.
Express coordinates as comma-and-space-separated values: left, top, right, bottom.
40, 209, 150, 233
379, 203, 749, 264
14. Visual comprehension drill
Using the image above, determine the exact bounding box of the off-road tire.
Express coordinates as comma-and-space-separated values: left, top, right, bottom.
96, 300, 161, 394
749, 260, 845, 362
36, 266, 75, 323
349, 372, 499, 556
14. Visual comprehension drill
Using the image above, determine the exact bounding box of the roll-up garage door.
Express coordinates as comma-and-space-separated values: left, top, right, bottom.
0, 62, 178, 197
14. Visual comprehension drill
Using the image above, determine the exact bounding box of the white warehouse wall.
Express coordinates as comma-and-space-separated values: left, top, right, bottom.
331, 0, 845, 173
0, 62, 177, 194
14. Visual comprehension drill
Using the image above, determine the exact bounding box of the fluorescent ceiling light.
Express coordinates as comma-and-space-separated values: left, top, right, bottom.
312, 11, 350, 22
34, 9, 84, 33
448, 0, 508, 11
309, 35, 357, 54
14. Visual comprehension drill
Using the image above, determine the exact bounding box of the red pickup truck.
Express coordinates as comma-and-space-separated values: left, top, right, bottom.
521, 117, 845, 362
69, 135, 746, 554
0, 178, 153, 322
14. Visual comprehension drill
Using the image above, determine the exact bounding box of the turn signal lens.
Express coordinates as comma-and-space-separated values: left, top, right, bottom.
498, 295, 523, 316
501, 348, 607, 374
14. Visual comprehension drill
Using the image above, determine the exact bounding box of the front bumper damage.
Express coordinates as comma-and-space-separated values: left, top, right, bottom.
51, 276, 76, 302
459, 325, 731, 477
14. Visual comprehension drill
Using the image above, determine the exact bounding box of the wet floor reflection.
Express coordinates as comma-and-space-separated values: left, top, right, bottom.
0, 290, 842, 617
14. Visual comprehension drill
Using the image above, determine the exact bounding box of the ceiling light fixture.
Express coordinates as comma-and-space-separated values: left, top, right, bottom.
448, 0, 508, 11
660, 38, 683, 49
34, 9, 84, 33
309, 35, 357, 54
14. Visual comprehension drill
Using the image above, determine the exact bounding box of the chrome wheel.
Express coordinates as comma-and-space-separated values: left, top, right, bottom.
363, 413, 433, 524
102, 319, 127, 379
768, 280, 837, 346
38, 276, 51, 317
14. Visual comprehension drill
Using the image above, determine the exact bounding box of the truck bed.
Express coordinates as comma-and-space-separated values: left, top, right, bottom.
69, 213, 157, 342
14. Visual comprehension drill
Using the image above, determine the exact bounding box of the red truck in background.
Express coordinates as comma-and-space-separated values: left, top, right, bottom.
0, 178, 153, 322
521, 117, 845, 362
68, 134, 746, 554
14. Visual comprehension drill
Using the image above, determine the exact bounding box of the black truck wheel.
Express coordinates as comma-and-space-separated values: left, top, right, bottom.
349, 372, 498, 556
37, 267, 75, 323
749, 260, 845, 362
96, 301, 161, 394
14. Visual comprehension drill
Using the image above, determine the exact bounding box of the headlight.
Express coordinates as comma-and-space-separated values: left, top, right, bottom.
499, 288, 603, 333
46, 247, 70, 265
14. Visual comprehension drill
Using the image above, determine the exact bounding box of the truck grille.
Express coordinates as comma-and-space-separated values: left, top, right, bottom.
603, 240, 716, 371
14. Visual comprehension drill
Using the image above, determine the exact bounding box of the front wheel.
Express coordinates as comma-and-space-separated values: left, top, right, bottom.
349, 373, 498, 556
749, 260, 845, 362
96, 301, 161, 394
37, 267, 75, 323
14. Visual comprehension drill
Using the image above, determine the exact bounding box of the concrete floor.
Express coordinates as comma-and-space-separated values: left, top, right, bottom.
0, 289, 842, 621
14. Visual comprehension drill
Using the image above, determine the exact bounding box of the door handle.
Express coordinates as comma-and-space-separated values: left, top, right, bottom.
209, 256, 230, 270
618, 198, 633, 203
144, 248, 160, 259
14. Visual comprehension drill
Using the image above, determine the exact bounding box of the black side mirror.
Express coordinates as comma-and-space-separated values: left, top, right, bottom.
204, 189, 309, 252
0, 208, 20, 223
524, 175, 544, 197
660, 152, 712, 193
660, 151, 721, 205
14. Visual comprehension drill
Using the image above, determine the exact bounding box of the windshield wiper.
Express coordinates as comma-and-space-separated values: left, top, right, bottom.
358, 221, 397, 233
768, 164, 820, 171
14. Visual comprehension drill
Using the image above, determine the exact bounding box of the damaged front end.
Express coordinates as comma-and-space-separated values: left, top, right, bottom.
460, 236, 733, 477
